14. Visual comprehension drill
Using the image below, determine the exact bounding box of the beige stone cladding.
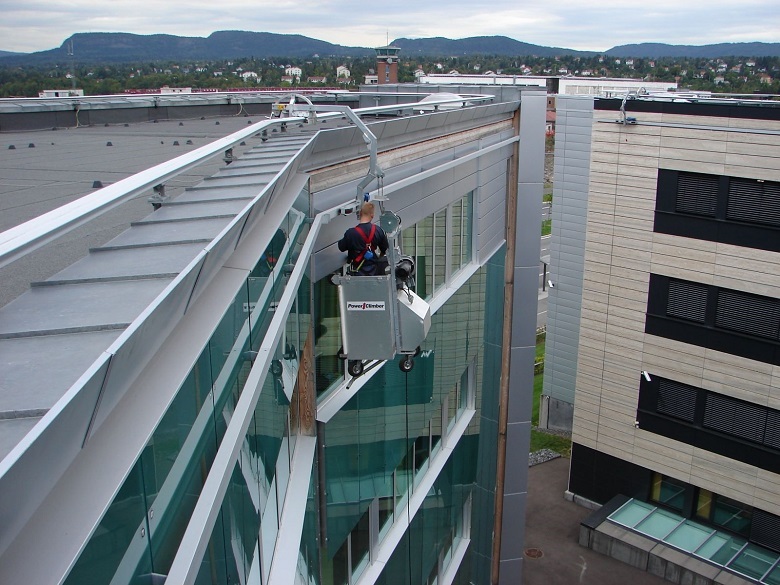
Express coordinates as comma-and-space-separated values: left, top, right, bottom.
572, 108, 780, 515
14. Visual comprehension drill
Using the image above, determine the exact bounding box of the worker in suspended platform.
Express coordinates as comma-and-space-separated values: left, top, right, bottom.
338, 201, 389, 275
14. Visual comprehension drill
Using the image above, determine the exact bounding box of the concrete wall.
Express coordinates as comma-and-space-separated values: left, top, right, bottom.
541, 95, 594, 431
570, 103, 780, 515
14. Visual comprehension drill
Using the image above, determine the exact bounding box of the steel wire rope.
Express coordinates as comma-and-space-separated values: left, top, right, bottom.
404, 366, 412, 585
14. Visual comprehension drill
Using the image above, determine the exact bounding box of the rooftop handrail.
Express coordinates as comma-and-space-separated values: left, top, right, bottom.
0, 116, 304, 270
0, 93, 496, 271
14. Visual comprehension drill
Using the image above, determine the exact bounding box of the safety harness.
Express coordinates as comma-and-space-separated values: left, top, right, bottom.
351, 224, 376, 273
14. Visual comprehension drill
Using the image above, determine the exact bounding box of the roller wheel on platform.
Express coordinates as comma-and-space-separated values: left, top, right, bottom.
348, 360, 364, 377
400, 356, 414, 373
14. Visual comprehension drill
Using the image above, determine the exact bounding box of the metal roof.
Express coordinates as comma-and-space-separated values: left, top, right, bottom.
0, 116, 316, 460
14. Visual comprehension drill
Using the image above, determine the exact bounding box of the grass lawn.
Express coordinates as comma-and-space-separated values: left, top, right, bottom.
530, 430, 572, 456
530, 338, 572, 457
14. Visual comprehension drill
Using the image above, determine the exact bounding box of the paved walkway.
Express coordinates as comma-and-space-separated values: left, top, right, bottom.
522, 457, 667, 585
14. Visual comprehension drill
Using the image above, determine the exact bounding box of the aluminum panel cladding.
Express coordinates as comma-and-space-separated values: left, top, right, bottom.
337, 274, 396, 360
396, 288, 431, 354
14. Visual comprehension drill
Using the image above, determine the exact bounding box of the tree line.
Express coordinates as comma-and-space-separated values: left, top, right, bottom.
1, 54, 778, 98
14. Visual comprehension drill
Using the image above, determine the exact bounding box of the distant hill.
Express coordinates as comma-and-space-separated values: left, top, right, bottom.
0, 31, 373, 65
2, 32, 779, 66
607, 42, 780, 58
391, 35, 592, 57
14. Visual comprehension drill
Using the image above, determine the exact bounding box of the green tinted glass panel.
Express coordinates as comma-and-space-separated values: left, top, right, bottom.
636, 509, 682, 539
609, 500, 655, 528
64, 460, 150, 585
712, 495, 752, 536
451, 198, 463, 274
433, 209, 446, 293
694, 532, 729, 560
419, 215, 434, 299
351, 507, 371, 579
728, 544, 778, 580
666, 521, 714, 552
763, 562, 780, 585
314, 277, 343, 395
710, 535, 747, 565
463, 192, 473, 264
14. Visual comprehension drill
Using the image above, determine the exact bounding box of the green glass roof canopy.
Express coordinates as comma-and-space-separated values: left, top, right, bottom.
609, 499, 780, 584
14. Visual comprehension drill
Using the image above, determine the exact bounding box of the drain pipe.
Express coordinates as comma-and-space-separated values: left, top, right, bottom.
491, 106, 521, 585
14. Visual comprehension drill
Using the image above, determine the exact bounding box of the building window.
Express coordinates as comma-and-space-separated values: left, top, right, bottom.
704, 392, 767, 443
400, 192, 474, 301
654, 169, 780, 253
638, 372, 780, 474
646, 274, 780, 366
696, 489, 752, 537
727, 178, 780, 227
666, 279, 708, 323
675, 172, 718, 217
650, 472, 686, 512
657, 378, 697, 422
715, 288, 780, 340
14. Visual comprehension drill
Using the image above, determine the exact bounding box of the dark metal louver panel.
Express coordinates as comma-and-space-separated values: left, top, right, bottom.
675, 173, 718, 216
765, 410, 780, 450
667, 280, 708, 322
658, 379, 697, 422
704, 393, 766, 443
751, 510, 780, 553
716, 289, 780, 340
727, 179, 780, 227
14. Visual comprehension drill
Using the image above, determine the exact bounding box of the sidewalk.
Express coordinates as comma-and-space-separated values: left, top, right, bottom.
522, 457, 667, 585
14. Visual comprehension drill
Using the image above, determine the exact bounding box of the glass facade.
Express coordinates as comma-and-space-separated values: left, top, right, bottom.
64, 208, 310, 585
696, 489, 753, 537
650, 472, 686, 512
63, 172, 504, 585
317, 191, 496, 585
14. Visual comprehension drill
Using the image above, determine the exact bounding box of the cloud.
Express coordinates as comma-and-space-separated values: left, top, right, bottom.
1, 0, 778, 54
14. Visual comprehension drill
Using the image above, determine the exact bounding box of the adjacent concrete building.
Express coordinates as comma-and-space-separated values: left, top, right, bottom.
546, 94, 780, 583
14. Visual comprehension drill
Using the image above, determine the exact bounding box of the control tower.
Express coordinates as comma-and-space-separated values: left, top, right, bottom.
375, 45, 400, 84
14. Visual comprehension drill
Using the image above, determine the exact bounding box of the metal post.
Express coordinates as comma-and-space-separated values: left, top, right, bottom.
149, 183, 167, 210
491, 106, 521, 585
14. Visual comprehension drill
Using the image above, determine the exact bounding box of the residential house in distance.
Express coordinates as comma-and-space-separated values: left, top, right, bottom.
364, 69, 378, 85
284, 66, 302, 82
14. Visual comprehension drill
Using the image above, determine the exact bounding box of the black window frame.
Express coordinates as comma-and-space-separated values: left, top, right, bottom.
654, 169, 780, 253
637, 373, 780, 475
646, 274, 780, 366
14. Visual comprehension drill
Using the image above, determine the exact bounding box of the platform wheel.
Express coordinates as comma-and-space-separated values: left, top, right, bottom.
348, 360, 364, 377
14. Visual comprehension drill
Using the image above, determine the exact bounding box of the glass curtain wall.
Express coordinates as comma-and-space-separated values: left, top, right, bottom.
374, 442, 475, 585
64, 207, 310, 585
319, 242, 499, 585
399, 193, 473, 301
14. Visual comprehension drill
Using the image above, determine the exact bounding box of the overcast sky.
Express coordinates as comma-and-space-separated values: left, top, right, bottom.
2, 0, 779, 54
